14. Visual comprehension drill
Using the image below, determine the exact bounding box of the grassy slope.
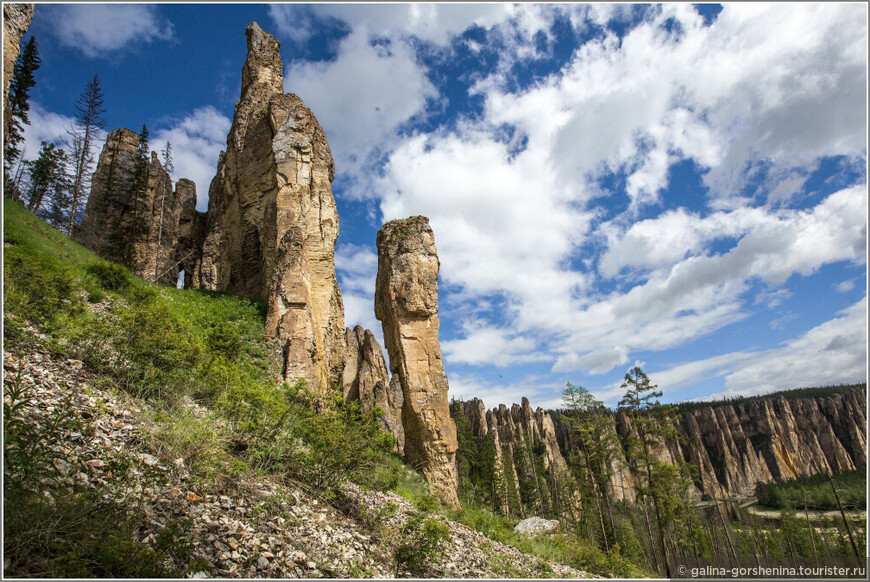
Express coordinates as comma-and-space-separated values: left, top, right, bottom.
4, 198, 650, 578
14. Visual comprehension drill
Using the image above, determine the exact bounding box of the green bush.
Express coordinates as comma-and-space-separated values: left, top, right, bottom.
394, 512, 451, 576
86, 261, 132, 291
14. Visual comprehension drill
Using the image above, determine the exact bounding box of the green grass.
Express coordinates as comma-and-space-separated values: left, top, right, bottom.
755, 467, 867, 511
3, 199, 400, 575
446, 503, 650, 578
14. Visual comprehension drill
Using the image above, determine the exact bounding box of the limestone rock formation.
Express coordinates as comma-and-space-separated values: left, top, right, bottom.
75, 130, 190, 285
553, 387, 867, 500
342, 325, 405, 455
3, 3, 34, 153
375, 216, 460, 507
462, 398, 578, 518
174, 178, 206, 288
196, 22, 345, 391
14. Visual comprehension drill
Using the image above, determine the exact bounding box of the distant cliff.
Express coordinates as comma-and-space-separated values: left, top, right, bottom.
552, 386, 867, 501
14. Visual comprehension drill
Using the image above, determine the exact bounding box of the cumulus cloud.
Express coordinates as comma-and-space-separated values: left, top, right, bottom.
42, 5, 174, 58
335, 243, 383, 344
284, 27, 438, 187
369, 3, 867, 379
152, 107, 230, 211
710, 297, 868, 399
270, 3, 516, 46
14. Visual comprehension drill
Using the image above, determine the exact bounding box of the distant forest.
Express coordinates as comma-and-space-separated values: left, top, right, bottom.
674, 383, 867, 416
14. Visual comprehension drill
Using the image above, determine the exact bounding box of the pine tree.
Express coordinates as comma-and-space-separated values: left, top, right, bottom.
4, 36, 41, 184
561, 382, 621, 550
66, 75, 106, 236
25, 141, 69, 217
617, 366, 691, 578
161, 140, 174, 173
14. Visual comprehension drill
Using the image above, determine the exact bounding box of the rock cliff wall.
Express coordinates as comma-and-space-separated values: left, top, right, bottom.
553, 388, 867, 501
375, 216, 460, 508
3, 3, 34, 154
75, 130, 193, 285
459, 397, 578, 518
196, 22, 345, 391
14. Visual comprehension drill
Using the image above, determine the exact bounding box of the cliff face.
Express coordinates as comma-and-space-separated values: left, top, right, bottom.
75, 131, 192, 285
375, 216, 460, 508
196, 22, 345, 391
554, 388, 867, 500
460, 397, 578, 519
3, 3, 34, 154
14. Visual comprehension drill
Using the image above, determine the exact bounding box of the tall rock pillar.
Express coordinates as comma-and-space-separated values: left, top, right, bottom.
197, 22, 346, 390
375, 216, 460, 508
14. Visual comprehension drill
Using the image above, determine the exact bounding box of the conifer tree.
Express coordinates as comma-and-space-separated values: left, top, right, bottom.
4, 36, 41, 184
161, 140, 174, 173
617, 366, 691, 578
25, 141, 69, 217
66, 74, 106, 236
561, 382, 620, 550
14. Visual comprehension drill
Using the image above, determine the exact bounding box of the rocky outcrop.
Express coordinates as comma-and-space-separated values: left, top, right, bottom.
196, 22, 344, 391
342, 325, 404, 455
75, 130, 191, 285
375, 216, 460, 508
3, 3, 34, 153
461, 397, 578, 519
174, 179, 206, 288
674, 390, 866, 497
553, 387, 867, 500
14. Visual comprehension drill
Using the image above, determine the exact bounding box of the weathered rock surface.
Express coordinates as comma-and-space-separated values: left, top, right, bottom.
462, 397, 579, 518
196, 22, 344, 391
375, 216, 460, 508
174, 178, 206, 288
342, 325, 405, 455
3, 3, 34, 152
553, 389, 867, 500
75, 130, 190, 285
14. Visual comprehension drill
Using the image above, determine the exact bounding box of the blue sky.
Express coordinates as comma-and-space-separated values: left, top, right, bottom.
18, 2, 868, 410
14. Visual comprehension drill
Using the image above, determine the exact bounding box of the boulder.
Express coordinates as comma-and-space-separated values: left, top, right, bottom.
513, 517, 559, 536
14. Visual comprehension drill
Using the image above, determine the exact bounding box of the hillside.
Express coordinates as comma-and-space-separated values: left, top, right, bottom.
4, 197, 632, 578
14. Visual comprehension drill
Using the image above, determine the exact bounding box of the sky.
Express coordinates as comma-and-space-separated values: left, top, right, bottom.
16, 2, 868, 411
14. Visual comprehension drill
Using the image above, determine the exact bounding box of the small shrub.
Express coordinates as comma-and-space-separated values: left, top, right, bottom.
395, 512, 451, 577
86, 261, 132, 291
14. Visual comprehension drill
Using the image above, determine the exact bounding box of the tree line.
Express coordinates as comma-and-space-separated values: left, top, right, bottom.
4, 35, 174, 237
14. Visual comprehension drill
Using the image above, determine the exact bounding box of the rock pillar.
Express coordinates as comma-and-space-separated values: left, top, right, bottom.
375, 216, 460, 508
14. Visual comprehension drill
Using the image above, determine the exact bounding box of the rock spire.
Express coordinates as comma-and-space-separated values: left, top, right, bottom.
75, 128, 194, 286
375, 216, 460, 508
195, 22, 345, 391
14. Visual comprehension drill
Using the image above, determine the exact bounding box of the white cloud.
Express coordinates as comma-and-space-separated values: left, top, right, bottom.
335, 243, 383, 344
711, 297, 868, 399
270, 4, 517, 46
441, 321, 548, 368
836, 280, 856, 293
448, 372, 565, 411
553, 346, 629, 375
43, 5, 174, 58
284, 26, 438, 187
152, 107, 230, 212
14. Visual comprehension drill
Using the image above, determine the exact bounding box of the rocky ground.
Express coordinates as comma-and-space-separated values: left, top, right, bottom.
3, 324, 595, 579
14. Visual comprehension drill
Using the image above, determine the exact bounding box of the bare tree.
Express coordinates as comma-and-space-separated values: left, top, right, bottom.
66, 74, 106, 236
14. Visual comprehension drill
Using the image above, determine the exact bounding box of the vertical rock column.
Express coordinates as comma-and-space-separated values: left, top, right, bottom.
196, 22, 345, 391
375, 216, 460, 508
